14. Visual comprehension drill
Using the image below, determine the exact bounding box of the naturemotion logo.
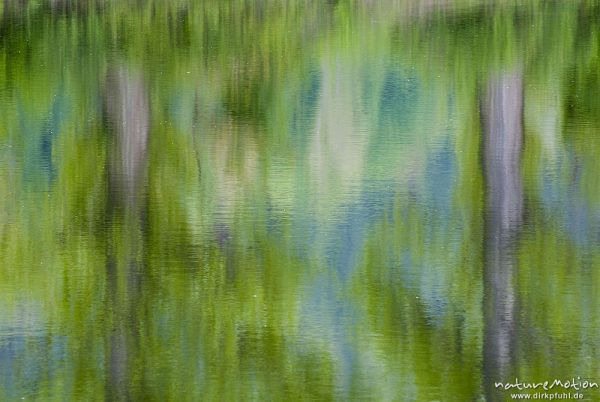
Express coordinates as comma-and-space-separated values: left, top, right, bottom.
495, 377, 599, 392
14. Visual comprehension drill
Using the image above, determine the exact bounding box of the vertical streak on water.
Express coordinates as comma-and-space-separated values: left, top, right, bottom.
104, 65, 150, 402
482, 71, 523, 401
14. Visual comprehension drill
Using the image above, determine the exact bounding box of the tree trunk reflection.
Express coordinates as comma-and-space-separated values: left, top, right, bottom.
482, 70, 523, 401
104, 65, 149, 402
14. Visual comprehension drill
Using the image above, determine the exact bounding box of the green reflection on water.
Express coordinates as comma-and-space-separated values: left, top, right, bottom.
1, 1, 600, 401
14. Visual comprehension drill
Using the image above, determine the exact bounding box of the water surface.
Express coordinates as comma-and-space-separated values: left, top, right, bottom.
1, 1, 600, 401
